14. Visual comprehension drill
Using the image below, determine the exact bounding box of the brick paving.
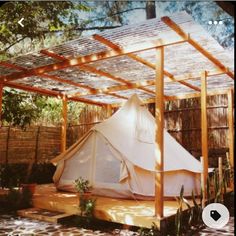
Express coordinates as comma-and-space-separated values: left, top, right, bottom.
0, 215, 138, 236
0, 215, 234, 235
194, 217, 234, 236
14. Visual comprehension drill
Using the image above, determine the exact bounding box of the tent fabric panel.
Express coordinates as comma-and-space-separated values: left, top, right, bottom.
94, 133, 121, 184
59, 133, 95, 184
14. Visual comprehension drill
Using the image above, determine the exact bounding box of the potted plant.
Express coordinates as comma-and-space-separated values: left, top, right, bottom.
74, 177, 96, 217
74, 177, 92, 198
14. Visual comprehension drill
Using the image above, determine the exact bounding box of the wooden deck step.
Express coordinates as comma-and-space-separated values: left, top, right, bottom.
17, 208, 74, 223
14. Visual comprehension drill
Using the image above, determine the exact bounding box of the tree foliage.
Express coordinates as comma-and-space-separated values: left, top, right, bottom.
2, 89, 85, 128
0, 1, 91, 59
2, 89, 43, 129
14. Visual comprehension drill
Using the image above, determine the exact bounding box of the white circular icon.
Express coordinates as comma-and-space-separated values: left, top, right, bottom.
202, 203, 230, 229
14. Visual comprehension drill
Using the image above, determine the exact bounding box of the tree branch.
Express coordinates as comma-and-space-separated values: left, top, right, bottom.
90, 7, 145, 23
41, 25, 122, 34
2, 36, 27, 52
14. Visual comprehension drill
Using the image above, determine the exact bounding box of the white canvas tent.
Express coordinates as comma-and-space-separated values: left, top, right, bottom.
52, 94, 202, 199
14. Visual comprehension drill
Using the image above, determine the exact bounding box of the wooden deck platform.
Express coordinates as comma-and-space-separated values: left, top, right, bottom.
33, 184, 196, 229
17, 208, 73, 223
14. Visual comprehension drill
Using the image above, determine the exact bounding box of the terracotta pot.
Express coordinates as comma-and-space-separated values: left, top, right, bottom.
21, 183, 37, 195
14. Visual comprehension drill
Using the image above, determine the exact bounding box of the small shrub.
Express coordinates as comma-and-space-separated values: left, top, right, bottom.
79, 197, 96, 217
74, 177, 96, 219
138, 223, 160, 236
74, 177, 91, 193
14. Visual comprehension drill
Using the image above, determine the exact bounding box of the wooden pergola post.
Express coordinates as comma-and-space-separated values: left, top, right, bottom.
61, 94, 68, 153
201, 71, 208, 206
106, 104, 112, 118
227, 89, 234, 169
155, 46, 164, 218
0, 83, 3, 127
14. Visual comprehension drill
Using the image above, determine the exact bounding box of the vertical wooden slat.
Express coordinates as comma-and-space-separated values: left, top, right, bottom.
34, 126, 40, 163
155, 46, 164, 218
201, 71, 208, 206
61, 95, 68, 153
227, 89, 234, 168
0, 83, 3, 127
218, 157, 223, 201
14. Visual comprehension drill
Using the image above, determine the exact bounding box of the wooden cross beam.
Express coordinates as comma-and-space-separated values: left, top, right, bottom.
0, 61, 96, 94
0, 63, 107, 106
111, 88, 232, 107
0, 60, 119, 105
4, 81, 106, 106
161, 16, 234, 80
40, 50, 130, 100
93, 34, 201, 92
40, 50, 155, 96
1, 37, 187, 83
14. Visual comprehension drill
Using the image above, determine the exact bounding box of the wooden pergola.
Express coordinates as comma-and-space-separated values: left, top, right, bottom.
0, 11, 234, 218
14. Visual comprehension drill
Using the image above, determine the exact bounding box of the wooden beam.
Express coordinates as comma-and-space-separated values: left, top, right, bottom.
61, 94, 67, 153
40, 50, 131, 86
93, 34, 201, 92
71, 79, 156, 98
106, 104, 113, 118
4, 81, 105, 106
40, 50, 131, 101
201, 71, 208, 206
4, 81, 60, 97
40, 49, 66, 61
0, 51, 126, 103
80, 65, 131, 85
70, 96, 106, 106
0, 61, 27, 71
227, 89, 234, 169
111, 88, 232, 107
172, 68, 231, 83
155, 46, 164, 218
0, 59, 95, 94
161, 16, 234, 80
41, 49, 155, 96
40, 73, 95, 92
0, 83, 3, 127
1, 37, 187, 82
104, 92, 128, 100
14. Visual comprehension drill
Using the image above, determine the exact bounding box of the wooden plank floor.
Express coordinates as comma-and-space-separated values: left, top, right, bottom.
33, 184, 195, 228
